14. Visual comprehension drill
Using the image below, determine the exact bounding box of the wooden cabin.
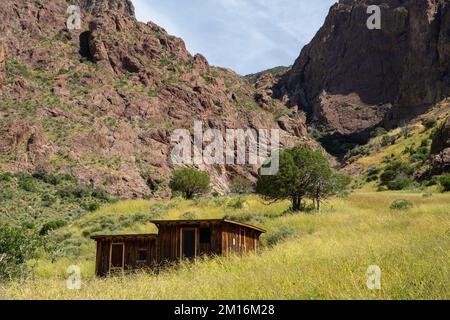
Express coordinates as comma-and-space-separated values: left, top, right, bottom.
91, 219, 265, 276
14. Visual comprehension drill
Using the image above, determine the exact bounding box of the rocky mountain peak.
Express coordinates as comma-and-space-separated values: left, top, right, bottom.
274, 0, 449, 156
79, 0, 135, 18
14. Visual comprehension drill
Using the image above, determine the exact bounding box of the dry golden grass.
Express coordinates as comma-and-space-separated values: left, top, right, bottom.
1, 192, 449, 300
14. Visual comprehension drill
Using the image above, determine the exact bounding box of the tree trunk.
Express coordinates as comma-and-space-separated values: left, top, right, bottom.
292, 196, 302, 211
317, 198, 321, 212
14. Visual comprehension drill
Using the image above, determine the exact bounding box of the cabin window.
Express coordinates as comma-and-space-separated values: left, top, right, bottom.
137, 249, 148, 262
199, 228, 211, 244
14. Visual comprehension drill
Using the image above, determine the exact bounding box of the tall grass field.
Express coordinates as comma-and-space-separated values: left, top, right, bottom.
0, 192, 448, 300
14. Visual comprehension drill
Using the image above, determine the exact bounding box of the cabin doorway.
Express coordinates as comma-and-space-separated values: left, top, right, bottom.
110, 243, 125, 273
181, 229, 197, 259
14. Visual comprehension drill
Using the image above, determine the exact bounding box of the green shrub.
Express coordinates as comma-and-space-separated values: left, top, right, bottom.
390, 199, 413, 210
227, 197, 247, 209
438, 175, 450, 192
423, 119, 437, 129
33, 170, 74, 186
0, 173, 13, 182
17, 173, 37, 192
39, 220, 67, 236
381, 135, 397, 147
379, 161, 414, 190
93, 188, 109, 201
41, 193, 56, 207
387, 174, 412, 191
370, 127, 387, 138
0, 226, 40, 279
229, 176, 253, 194
87, 202, 100, 212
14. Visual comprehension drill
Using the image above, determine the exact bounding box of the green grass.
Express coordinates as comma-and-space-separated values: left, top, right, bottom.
0, 192, 448, 299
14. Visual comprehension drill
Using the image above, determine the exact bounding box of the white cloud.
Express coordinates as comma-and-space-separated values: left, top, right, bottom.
132, 0, 336, 75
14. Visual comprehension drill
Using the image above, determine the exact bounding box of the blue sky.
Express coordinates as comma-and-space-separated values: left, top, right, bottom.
132, 0, 336, 75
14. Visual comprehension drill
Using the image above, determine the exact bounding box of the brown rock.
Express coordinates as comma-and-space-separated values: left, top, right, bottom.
431, 116, 450, 154
194, 53, 209, 72
275, 0, 450, 155
0, 0, 318, 198
0, 42, 5, 86
429, 116, 450, 174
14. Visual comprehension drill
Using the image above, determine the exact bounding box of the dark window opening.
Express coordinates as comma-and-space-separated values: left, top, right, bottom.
182, 229, 196, 259
137, 249, 148, 262
199, 228, 211, 244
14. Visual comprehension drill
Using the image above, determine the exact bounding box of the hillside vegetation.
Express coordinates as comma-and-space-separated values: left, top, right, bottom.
343, 100, 450, 192
0, 192, 448, 299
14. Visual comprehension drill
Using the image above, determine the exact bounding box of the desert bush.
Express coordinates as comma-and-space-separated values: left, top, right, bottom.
32, 170, 71, 185
86, 202, 100, 212
379, 161, 414, 190
370, 127, 387, 138
390, 199, 413, 210
228, 197, 247, 209
91, 188, 110, 201
438, 175, 450, 192
0, 226, 40, 279
229, 176, 253, 194
17, 173, 37, 192
387, 174, 413, 191
39, 220, 67, 236
423, 119, 437, 129
381, 134, 397, 147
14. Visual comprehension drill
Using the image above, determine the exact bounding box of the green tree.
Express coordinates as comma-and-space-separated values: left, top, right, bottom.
309, 172, 351, 212
0, 226, 40, 279
256, 147, 331, 211
169, 167, 210, 199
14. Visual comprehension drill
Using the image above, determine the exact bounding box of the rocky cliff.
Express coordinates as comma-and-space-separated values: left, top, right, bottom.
0, 0, 315, 198
430, 115, 450, 174
275, 0, 450, 156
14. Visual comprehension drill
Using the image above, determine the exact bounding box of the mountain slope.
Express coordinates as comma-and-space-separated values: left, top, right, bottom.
0, 0, 316, 198
274, 0, 450, 156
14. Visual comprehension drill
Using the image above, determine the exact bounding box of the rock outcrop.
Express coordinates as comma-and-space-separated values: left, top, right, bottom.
275, 0, 450, 156
0, 0, 316, 198
430, 116, 450, 174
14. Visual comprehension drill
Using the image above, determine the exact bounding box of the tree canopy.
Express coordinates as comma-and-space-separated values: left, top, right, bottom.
256, 147, 349, 211
169, 167, 211, 199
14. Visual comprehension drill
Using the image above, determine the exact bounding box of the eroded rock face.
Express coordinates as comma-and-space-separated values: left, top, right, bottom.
430, 116, 450, 174
431, 116, 450, 154
79, 0, 135, 17
275, 0, 450, 155
0, 0, 317, 198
